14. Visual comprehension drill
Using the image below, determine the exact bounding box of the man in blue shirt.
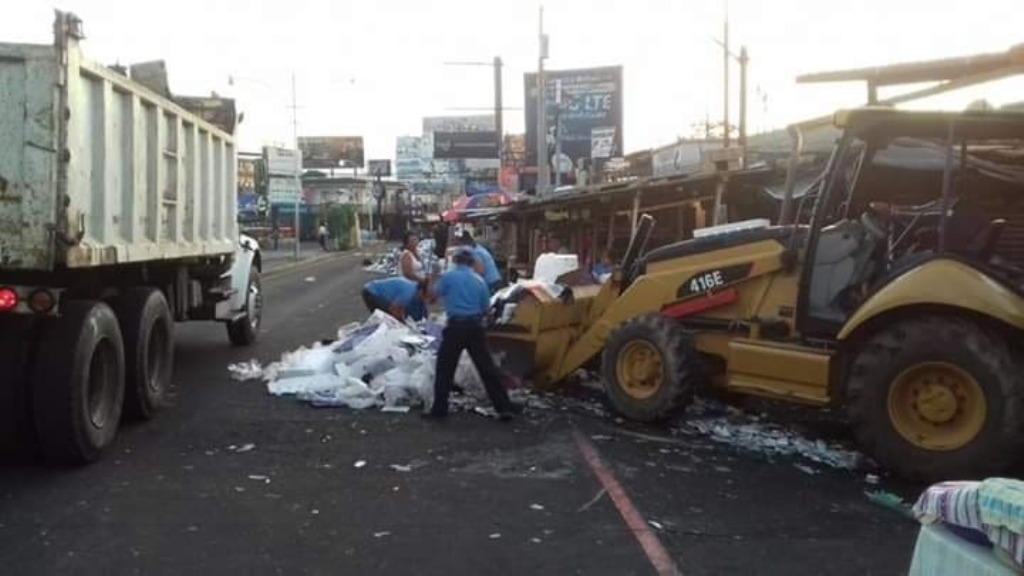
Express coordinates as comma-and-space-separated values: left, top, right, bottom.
361, 276, 429, 322
460, 231, 503, 294
425, 249, 520, 421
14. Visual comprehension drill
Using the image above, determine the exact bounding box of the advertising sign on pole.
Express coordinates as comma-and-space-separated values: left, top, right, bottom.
264, 147, 302, 177
433, 131, 501, 159
523, 66, 623, 168
298, 136, 365, 169
368, 159, 392, 177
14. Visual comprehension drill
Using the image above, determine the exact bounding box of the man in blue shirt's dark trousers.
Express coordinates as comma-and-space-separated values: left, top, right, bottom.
361, 276, 429, 322
424, 249, 520, 421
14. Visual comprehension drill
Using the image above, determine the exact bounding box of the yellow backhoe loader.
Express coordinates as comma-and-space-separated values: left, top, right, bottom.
488, 108, 1024, 481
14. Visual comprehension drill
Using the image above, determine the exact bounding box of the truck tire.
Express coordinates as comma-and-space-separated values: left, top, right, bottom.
0, 316, 39, 460
112, 288, 173, 421
227, 268, 261, 346
32, 300, 125, 465
845, 316, 1024, 481
601, 314, 698, 422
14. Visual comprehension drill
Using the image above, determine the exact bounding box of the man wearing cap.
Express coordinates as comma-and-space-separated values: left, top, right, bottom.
424, 248, 520, 421
361, 276, 430, 322
460, 231, 503, 294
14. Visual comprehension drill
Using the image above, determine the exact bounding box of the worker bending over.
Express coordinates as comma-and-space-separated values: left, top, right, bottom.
361, 276, 429, 322
424, 248, 520, 420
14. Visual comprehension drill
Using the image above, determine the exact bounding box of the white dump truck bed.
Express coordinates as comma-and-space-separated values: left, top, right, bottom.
0, 14, 237, 271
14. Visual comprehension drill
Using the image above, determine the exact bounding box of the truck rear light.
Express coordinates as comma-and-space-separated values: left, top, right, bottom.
28, 289, 55, 314
0, 287, 17, 311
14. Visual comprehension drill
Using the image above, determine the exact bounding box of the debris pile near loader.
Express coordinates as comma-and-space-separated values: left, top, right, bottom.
228, 309, 865, 471
230, 310, 513, 412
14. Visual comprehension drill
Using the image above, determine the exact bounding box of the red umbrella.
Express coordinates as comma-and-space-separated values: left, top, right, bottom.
442, 191, 513, 222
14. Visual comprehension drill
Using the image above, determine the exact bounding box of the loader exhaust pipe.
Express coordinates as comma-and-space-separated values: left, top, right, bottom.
779, 124, 804, 227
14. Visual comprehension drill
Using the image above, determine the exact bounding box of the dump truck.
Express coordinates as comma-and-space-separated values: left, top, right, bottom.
489, 108, 1024, 481
0, 13, 262, 464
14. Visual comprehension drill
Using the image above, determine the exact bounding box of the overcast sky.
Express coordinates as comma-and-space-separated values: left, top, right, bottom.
4, 0, 1023, 163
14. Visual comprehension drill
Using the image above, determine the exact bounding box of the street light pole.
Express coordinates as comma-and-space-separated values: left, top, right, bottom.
536, 6, 549, 195
291, 72, 301, 260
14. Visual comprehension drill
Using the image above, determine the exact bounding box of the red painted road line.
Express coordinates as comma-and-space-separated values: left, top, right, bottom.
573, 429, 681, 576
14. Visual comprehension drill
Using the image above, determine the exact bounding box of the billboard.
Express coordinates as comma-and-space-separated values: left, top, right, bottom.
433, 131, 500, 159
298, 136, 365, 169
264, 146, 302, 177
524, 66, 624, 167
422, 115, 495, 134
368, 159, 392, 177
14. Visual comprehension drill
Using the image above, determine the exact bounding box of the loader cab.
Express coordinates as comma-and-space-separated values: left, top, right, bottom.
792, 109, 1024, 337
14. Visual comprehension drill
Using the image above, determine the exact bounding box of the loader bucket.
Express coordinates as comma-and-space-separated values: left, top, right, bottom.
487, 282, 605, 388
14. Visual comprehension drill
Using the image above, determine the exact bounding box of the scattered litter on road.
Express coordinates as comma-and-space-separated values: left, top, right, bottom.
311, 509, 320, 515
228, 360, 263, 381
248, 474, 270, 483
389, 464, 412, 473
530, 503, 545, 511
679, 401, 865, 470
373, 531, 391, 538
794, 464, 818, 475
530, 537, 542, 544
234, 443, 256, 454
304, 276, 316, 283
354, 460, 367, 469
864, 490, 915, 520
381, 406, 411, 414
578, 489, 607, 513
648, 520, 664, 531
489, 533, 502, 539
865, 473, 880, 485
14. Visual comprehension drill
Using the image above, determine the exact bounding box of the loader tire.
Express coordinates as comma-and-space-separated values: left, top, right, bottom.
227, 268, 262, 347
32, 301, 125, 465
112, 288, 173, 421
845, 316, 1024, 481
602, 314, 697, 422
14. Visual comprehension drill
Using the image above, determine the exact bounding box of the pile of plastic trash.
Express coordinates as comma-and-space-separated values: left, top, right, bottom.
363, 238, 438, 275
229, 310, 505, 412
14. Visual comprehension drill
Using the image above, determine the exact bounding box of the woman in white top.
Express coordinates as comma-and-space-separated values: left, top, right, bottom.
399, 231, 425, 282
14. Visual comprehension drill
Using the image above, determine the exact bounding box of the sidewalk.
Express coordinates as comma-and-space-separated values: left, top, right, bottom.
262, 239, 388, 274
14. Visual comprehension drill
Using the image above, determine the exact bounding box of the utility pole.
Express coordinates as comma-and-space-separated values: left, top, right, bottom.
536, 6, 549, 196
494, 56, 503, 165
554, 79, 563, 188
722, 8, 730, 148
738, 46, 749, 150
291, 72, 301, 260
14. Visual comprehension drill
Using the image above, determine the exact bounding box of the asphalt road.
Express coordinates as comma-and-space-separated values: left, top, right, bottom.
0, 254, 917, 575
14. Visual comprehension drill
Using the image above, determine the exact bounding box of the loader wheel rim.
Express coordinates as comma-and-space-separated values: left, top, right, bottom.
87, 339, 119, 429
887, 362, 986, 451
616, 340, 663, 400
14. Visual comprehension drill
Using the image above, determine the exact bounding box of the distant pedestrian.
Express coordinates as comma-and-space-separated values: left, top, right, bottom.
317, 221, 330, 251
460, 231, 502, 294
399, 231, 425, 282
424, 249, 520, 421
361, 276, 429, 322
